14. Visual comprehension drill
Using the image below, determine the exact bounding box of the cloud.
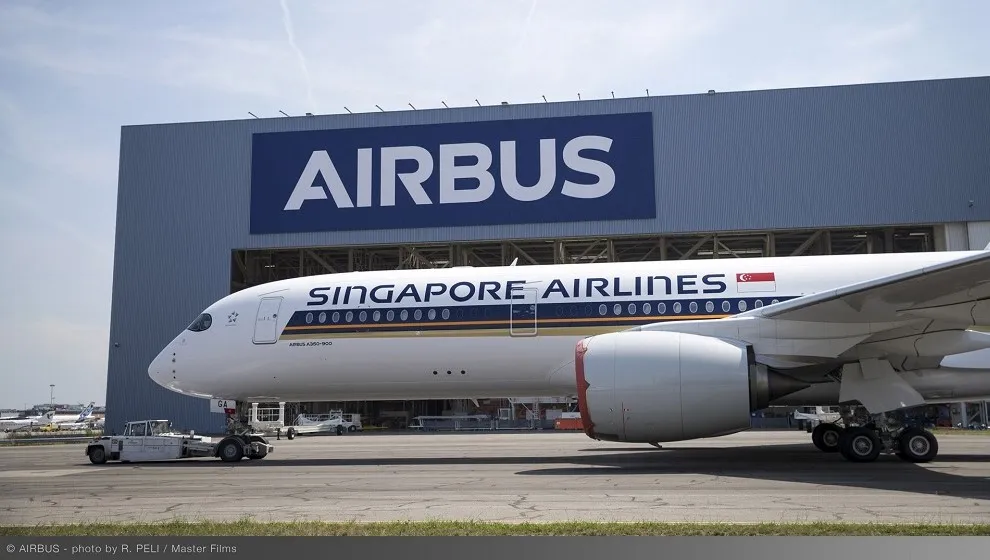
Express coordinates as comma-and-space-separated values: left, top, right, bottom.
288, 0, 735, 112
279, 0, 316, 111
0, 89, 116, 260
0, 223, 113, 408
0, 0, 989, 411
0, 317, 109, 409
841, 20, 920, 50
509, 0, 539, 63
0, 189, 114, 261
0, 3, 301, 102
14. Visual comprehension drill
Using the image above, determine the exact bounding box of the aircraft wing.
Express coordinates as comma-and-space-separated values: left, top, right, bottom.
734, 249, 990, 326
637, 249, 990, 369
632, 250, 990, 413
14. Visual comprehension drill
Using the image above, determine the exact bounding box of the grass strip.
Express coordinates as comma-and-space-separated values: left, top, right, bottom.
2, 520, 989, 536
931, 428, 990, 436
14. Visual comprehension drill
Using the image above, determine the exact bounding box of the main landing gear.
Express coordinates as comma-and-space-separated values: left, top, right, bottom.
809, 407, 939, 464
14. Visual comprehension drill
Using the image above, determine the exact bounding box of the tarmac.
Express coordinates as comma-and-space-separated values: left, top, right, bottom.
1, 430, 989, 526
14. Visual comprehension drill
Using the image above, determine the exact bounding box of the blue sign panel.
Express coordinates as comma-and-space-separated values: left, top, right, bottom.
249, 112, 656, 234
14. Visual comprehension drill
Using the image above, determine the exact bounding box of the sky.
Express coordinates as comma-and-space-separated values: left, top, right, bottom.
0, 0, 989, 410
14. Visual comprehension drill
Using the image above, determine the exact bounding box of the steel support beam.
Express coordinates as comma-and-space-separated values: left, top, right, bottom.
790, 231, 822, 256
679, 235, 712, 260
305, 249, 338, 274
233, 225, 937, 289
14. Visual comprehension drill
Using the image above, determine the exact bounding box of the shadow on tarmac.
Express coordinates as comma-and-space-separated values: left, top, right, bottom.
87, 440, 990, 502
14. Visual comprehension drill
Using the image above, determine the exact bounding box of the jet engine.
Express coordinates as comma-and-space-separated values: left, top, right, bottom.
575, 330, 810, 443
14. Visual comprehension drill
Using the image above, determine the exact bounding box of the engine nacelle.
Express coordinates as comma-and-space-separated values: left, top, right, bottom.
575, 330, 808, 443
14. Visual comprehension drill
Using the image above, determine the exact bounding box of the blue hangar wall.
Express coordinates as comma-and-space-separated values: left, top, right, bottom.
106, 76, 990, 434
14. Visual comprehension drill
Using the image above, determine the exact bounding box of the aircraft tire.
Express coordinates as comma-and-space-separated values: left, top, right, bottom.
286, 427, 296, 440
896, 427, 938, 463
348, 425, 357, 432
811, 423, 843, 453
335, 425, 344, 436
838, 427, 882, 463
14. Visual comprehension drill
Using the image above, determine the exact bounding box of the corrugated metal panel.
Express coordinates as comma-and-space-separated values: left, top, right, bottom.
123, 75, 990, 247
105, 76, 990, 433
942, 223, 972, 250
968, 221, 990, 250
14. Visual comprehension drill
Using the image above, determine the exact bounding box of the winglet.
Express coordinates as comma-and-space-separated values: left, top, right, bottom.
984, 240, 990, 251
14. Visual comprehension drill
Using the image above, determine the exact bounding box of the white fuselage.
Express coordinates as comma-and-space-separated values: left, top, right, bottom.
0, 410, 91, 431
0, 416, 48, 431
148, 251, 990, 404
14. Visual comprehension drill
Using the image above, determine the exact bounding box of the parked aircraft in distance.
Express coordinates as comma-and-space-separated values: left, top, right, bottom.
0, 403, 95, 431
149, 246, 990, 464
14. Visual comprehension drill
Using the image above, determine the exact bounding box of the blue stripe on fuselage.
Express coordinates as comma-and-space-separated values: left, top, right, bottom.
280, 295, 795, 336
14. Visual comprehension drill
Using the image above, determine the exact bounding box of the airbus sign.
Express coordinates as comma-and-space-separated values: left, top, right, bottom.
249, 112, 656, 234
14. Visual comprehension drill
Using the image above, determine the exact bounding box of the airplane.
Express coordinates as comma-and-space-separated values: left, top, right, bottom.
0, 413, 50, 432
50, 405, 97, 430
0, 404, 95, 431
148, 245, 990, 464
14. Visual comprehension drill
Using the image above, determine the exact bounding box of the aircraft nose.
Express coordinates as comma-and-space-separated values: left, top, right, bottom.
148, 346, 173, 389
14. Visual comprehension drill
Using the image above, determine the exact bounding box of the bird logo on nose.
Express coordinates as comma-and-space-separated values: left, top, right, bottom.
227, 311, 239, 325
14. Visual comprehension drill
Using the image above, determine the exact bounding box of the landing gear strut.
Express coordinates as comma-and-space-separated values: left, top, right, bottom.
810, 407, 939, 464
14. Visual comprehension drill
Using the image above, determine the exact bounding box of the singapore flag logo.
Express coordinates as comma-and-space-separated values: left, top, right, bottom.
736, 272, 776, 293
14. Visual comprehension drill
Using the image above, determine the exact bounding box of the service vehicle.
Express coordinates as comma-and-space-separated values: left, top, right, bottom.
239, 403, 362, 439
281, 411, 361, 439
85, 419, 274, 464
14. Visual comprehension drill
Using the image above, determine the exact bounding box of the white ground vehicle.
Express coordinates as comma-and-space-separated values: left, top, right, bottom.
794, 406, 843, 429
243, 403, 362, 439
283, 412, 360, 438
85, 419, 274, 464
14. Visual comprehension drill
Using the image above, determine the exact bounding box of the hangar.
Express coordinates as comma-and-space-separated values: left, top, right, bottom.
105, 76, 990, 435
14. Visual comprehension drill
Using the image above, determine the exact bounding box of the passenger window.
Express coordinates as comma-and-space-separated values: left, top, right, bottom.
186, 313, 212, 332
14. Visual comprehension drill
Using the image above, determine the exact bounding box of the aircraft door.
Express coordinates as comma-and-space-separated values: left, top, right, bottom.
510, 287, 538, 337
253, 297, 283, 344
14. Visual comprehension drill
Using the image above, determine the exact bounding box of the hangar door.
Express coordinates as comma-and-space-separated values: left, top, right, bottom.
253, 297, 283, 344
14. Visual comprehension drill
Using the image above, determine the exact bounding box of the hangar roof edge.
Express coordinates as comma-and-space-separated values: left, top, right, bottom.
119, 74, 990, 131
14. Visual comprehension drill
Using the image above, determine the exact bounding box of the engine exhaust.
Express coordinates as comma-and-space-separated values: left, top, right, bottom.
749, 364, 811, 411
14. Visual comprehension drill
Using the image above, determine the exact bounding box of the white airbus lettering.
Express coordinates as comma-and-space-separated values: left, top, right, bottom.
500, 139, 556, 202
283, 150, 355, 211
282, 135, 616, 210
439, 142, 495, 204
380, 146, 433, 207
561, 136, 615, 199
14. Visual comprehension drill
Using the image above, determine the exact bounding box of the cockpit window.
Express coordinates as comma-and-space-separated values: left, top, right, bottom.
186, 313, 213, 332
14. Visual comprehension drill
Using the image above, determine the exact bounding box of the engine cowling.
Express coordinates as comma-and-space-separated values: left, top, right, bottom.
575, 330, 809, 443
